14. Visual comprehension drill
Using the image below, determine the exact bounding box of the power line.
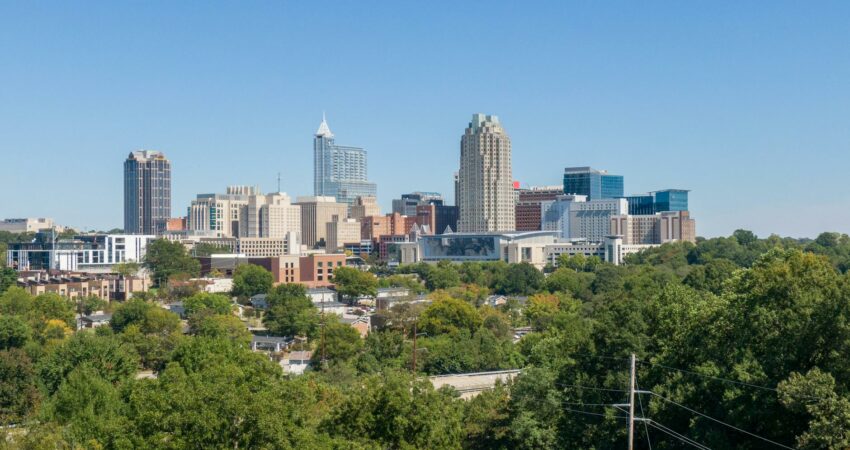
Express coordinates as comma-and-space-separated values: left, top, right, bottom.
638, 360, 824, 401
557, 383, 629, 393
647, 420, 712, 450
562, 406, 627, 420
649, 392, 796, 449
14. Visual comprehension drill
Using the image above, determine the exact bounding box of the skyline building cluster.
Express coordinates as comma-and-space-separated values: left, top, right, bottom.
7, 111, 698, 277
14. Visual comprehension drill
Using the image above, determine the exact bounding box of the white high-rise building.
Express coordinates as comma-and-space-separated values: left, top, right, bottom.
457, 114, 514, 232
187, 186, 300, 241
541, 195, 628, 242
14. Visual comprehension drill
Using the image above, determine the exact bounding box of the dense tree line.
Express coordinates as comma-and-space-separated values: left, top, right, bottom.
2, 230, 850, 448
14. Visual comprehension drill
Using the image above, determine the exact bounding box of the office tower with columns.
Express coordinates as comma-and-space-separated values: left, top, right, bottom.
124, 150, 171, 234
457, 114, 514, 232
313, 114, 377, 208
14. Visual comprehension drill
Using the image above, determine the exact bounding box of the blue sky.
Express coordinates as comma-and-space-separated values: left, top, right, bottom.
1, 1, 848, 238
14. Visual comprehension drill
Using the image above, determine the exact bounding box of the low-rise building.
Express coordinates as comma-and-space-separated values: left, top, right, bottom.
299, 253, 347, 288
16, 271, 150, 300
7, 232, 154, 273
0, 218, 65, 233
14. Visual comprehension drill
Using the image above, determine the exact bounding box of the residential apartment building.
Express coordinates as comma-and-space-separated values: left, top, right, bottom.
457, 114, 515, 232
313, 115, 377, 207
295, 196, 348, 248
124, 150, 171, 234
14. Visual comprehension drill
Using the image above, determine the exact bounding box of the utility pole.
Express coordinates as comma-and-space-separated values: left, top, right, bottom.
412, 320, 418, 374
628, 353, 636, 450
320, 302, 327, 366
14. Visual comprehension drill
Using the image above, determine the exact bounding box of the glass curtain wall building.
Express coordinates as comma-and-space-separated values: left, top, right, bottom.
625, 189, 690, 215
124, 150, 171, 235
563, 166, 624, 200
313, 115, 377, 207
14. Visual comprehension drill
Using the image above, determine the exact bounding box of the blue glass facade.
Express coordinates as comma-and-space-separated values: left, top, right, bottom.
563, 167, 624, 200
624, 189, 689, 214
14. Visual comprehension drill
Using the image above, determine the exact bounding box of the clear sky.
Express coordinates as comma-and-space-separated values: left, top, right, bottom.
1, 1, 849, 238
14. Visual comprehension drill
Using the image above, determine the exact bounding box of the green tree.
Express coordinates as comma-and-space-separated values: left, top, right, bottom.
315, 318, 363, 364
263, 284, 320, 337
425, 261, 462, 291
0, 315, 30, 349
0, 349, 40, 425
144, 239, 201, 286
231, 263, 273, 298
184, 292, 233, 316
37, 333, 139, 394
112, 261, 140, 278
189, 311, 251, 347
332, 266, 378, 303
496, 262, 544, 295
0, 266, 16, 294
419, 297, 482, 336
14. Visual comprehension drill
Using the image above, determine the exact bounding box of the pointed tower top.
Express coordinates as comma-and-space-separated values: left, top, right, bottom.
316, 112, 334, 138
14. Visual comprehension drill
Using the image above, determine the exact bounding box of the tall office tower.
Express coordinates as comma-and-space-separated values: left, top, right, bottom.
563, 167, 624, 200
187, 185, 257, 238
124, 150, 171, 235
295, 196, 349, 248
313, 114, 377, 208
457, 114, 514, 232
350, 196, 380, 220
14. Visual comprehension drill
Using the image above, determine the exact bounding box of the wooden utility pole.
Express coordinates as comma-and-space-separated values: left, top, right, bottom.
628, 353, 636, 450
412, 321, 418, 374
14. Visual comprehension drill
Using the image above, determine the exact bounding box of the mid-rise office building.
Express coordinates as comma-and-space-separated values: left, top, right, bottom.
610, 210, 696, 245
313, 115, 377, 207
515, 186, 565, 231
625, 189, 690, 215
392, 192, 443, 216
8, 232, 154, 273
563, 166, 623, 200
457, 114, 514, 232
326, 217, 361, 252
296, 196, 348, 248
124, 150, 171, 234
415, 203, 458, 235
350, 196, 380, 220
187, 186, 300, 241
541, 195, 628, 243
0, 218, 65, 233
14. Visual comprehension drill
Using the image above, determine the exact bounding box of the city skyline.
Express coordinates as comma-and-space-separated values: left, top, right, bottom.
2, 2, 850, 238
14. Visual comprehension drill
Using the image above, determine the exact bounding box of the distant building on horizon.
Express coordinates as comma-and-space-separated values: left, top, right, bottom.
563, 166, 623, 201
313, 114, 377, 208
514, 186, 565, 231
0, 218, 65, 234
457, 114, 514, 232
124, 150, 171, 235
624, 189, 690, 215
392, 192, 444, 217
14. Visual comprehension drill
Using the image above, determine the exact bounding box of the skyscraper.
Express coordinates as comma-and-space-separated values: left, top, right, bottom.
124, 150, 171, 235
563, 167, 624, 200
313, 114, 377, 208
457, 114, 514, 232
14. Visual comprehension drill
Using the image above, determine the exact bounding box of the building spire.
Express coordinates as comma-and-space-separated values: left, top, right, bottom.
316, 112, 334, 138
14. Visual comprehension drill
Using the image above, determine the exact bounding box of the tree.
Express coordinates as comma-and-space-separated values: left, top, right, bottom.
112, 261, 140, 278
192, 242, 229, 257
111, 298, 154, 333
263, 284, 319, 337
496, 262, 544, 295
79, 295, 107, 315
0, 266, 16, 294
37, 333, 139, 394
332, 266, 377, 303
144, 239, 201, 286
425, 261, 462, 291
189, 311, 252, 347
0, 315, 30, 349
0, 349, 40, 425
184, 292, 233, 316
315, 318, 363, 364
419, 297, 482, 336
232, 264, 273, 298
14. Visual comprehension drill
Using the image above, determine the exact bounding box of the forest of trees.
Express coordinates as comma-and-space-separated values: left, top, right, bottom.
2, 230, 850, 448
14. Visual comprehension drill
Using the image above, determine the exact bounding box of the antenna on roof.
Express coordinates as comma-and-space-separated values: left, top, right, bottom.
277, 172, 281, 193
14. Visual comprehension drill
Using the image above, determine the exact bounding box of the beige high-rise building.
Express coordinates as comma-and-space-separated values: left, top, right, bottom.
350, 196, 380, 220
326, 217, 361, 252
610, 210, 696, 245
296, 196, 348, 248
457, 114, 515, 232
187, 186, 300, 242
